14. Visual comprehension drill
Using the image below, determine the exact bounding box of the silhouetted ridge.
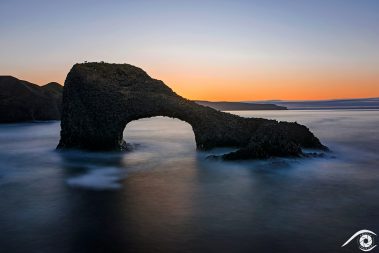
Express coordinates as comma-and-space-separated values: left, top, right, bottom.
0, 76, 62, 123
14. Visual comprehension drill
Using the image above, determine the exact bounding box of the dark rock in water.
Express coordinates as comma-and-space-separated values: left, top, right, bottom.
221, 125, 303, 160
57, 62, 327, 160
0, 76, 63, 123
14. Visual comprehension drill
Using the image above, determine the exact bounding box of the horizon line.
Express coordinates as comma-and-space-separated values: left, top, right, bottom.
2, 74, 378, 103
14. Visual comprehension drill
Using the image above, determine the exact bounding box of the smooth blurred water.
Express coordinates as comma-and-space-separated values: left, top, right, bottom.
0, 110, 378, 253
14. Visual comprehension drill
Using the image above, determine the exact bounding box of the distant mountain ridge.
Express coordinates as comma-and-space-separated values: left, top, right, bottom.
0, 76, 63, 123
246, 98, 379, 110
195, 100, 287, 111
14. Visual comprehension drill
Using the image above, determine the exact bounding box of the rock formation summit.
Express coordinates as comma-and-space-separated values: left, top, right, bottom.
57, 62, 327, 160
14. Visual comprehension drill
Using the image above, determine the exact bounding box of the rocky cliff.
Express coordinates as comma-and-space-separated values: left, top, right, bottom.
57, 62, 327, 160
0, 76, 62, 123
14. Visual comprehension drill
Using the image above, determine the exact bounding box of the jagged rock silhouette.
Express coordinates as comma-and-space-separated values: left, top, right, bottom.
57, 62, 327, 160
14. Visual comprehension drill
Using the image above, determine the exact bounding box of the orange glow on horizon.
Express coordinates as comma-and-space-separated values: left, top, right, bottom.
148, 66, 379, 101
2, 0, 378, 102
11, 66, 379, 102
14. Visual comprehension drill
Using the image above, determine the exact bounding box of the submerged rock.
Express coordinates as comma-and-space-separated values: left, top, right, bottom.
57, 62, 327, 160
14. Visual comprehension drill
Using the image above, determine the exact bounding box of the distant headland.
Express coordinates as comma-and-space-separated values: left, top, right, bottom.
0, 76, 62, 123
248, 98, 379, 110
195, 100, 287, 111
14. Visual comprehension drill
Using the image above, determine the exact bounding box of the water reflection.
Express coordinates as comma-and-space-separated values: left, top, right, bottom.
0, 111, 378, 252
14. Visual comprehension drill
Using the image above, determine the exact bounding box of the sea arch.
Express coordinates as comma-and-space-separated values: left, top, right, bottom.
57, 62, 326, 159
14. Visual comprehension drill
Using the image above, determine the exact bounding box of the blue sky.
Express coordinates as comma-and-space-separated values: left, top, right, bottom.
0, 0, 378, 100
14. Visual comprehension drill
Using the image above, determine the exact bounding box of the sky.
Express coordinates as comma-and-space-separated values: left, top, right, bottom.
0, 0, 378, 101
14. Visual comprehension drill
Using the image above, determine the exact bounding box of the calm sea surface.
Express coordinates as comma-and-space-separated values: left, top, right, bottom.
0, 110, 378, 253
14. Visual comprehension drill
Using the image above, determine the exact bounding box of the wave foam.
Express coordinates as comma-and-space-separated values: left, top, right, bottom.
66, 167, 126, 190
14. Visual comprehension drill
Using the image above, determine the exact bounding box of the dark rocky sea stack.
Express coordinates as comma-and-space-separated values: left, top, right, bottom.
57, 62, 327, 159
0, 76, 62, 123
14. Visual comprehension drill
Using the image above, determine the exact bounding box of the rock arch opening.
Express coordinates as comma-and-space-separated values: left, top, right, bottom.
123, 116, 196, 152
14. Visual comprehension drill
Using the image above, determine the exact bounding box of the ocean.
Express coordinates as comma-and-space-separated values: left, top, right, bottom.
0, 110, 378, 253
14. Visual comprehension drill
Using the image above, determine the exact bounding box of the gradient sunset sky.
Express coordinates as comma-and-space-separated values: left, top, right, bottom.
1, 0, 378, 101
